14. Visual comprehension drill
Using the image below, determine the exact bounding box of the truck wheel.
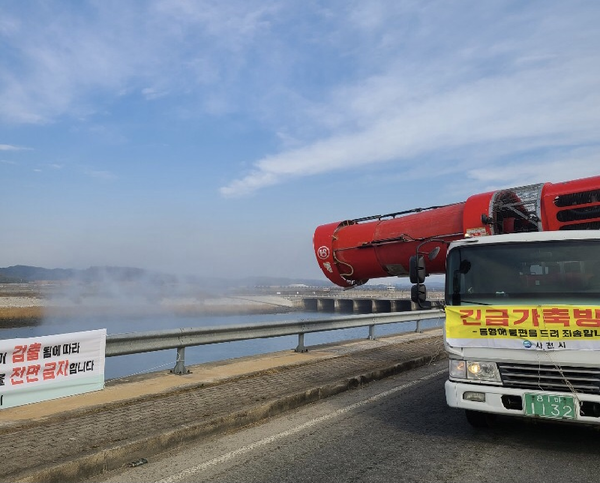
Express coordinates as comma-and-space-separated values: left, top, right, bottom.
465, 409, 496, 428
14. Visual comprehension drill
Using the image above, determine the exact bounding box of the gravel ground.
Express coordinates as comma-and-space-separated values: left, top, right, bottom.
0, 296, 43, 308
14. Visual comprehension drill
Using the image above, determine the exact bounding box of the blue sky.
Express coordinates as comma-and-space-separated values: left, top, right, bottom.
1, 0, 599, 282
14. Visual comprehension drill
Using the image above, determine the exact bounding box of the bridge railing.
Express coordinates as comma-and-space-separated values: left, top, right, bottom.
105, 309, 445, 374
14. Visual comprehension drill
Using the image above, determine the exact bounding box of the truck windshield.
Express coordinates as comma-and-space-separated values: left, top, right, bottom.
446, 239, 600, 306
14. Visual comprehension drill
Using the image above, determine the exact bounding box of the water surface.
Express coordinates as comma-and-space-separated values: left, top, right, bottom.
0, 311, 443, 380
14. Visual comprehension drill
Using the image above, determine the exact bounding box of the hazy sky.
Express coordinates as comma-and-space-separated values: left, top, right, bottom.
1, 1, 599, 282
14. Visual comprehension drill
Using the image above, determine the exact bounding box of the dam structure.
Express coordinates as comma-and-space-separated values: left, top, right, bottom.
301, 296, 415, 313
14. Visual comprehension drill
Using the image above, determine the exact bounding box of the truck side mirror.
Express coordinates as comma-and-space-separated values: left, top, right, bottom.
409, 255, 426, 284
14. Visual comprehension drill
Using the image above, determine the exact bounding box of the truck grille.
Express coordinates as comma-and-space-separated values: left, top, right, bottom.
498, 363, 600, 395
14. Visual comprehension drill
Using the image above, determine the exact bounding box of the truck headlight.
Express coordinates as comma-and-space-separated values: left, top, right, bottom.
449, 359, 466, 379
449, 360, 501, 383
467, 361, 501, 382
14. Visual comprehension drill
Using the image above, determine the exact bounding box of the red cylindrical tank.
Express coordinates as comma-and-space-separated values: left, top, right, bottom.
313, 175, 600, 287
313, 203, 466, 287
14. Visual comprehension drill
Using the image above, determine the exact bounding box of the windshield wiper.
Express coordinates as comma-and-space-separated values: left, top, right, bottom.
457, 299, 492, 305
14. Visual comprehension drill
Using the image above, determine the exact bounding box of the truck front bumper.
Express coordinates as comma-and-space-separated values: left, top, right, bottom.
445, 380, 600, 425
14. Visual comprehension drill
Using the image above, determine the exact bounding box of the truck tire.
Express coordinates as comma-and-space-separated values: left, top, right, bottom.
465, 409, 496, 428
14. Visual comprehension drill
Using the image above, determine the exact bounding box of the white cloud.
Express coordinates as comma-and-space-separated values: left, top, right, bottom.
220, 56, 600, 196
220, 2, 600, 197
0, 0, 283, 124
0, 144, 29, 151
141, 87, 169, 100
152, 0, 280, 44
88, 170, 118, 181
1, 1, 599, 199
466, 147, 600, 189
0, 4, 144, 123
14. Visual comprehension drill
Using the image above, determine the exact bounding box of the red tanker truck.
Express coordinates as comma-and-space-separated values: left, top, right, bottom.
314, 174, 600, 428
313, 175, 600, 288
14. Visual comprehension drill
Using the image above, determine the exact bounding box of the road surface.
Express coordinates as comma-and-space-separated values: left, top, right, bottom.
85, 360, 600, 483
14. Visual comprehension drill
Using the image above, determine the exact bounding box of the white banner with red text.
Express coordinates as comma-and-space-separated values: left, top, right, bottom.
0, 329, 106, 409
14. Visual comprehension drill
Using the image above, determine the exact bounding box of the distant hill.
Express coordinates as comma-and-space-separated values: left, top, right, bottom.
0, 265, 156, 283
0, 273, 23, 283
0, 265, 76, 282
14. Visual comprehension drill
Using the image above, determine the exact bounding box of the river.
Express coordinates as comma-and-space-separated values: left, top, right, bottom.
0, 310, 443, 380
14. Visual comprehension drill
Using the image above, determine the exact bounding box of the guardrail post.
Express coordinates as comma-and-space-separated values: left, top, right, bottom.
415, 319, 422, 333
171, 347, 189, 375
295, 333, 308, 353
368, 324, 376, 340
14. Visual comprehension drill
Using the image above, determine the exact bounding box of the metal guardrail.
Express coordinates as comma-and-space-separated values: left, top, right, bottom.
105, 309, 445, 374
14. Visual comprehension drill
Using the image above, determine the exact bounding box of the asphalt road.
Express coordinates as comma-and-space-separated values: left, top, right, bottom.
85, 361, 600, 483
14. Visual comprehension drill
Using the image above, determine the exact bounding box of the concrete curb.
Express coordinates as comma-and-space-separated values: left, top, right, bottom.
15, 350, 446, 483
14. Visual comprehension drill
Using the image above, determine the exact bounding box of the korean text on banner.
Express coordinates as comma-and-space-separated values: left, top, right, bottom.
445, 305, 600, 351
0, 329, 106, 409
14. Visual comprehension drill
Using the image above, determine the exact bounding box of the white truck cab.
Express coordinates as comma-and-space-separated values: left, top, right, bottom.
444, 231, 600, 427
